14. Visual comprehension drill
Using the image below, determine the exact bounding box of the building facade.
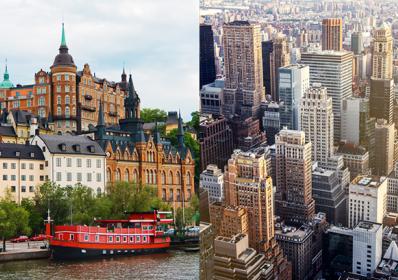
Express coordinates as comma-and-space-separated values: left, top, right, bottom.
200, 24, 217, 90
322, 18, 343, 51
200, 164, 224, 203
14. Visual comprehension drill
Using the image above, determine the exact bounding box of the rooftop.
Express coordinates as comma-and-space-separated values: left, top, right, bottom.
0, 143, 44, 160
354, 221, 382, 233
351, 175, 386, 188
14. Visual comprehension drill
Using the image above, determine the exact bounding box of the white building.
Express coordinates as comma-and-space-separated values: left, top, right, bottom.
352, 221, 383, 276
348, 175, 387, 228
200, 164, 224, 203
299, 84, 334, 164
341, 97, 364, 145
31, 134, 106, 194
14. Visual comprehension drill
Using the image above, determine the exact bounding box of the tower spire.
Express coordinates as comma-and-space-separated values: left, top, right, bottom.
98, 98, 105, 126
61, 22, 67, 47
177, 110, 185, 149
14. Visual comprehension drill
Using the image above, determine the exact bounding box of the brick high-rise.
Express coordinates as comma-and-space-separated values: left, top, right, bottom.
274, 128, 315, 225
322, 18, 343, 51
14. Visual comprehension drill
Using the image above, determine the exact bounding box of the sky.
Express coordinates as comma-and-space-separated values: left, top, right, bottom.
0, 0, 198, 120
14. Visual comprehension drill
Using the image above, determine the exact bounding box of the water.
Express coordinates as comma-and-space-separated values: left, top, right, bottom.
0, 251, 198, 280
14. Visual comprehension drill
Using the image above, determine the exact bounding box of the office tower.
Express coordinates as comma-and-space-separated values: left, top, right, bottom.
369, 79, 394, 124
319, 155, 351, 193
387, 163, 398, 213
352, 221, 383, 276
279, 64, 310, 130
262, 40, 273, 97
199, 114, 233, 172
223, 148, 273, 251
222, 21, 264, 119
200, 165, 224, 203
312, 167, 346, 225
374, 119, 395, 176
229, 116, 266, 152
200, 222, 215, 280
200, 24, 216, 89
348, 175, 387, 228
299, 84, 334, 164
270, 35, 291, 101
351, 31, 364, 55
322, 18, 343, 51
301, 51, 353, 142
200, 188, 210, 223
274, 129, 315, 224
213, 234, 273, 280
336, 142, 370, 180
209, 203, 249, 238
200, 78, 224, 115
262, 102, 280, 145
372, 23, 393, 80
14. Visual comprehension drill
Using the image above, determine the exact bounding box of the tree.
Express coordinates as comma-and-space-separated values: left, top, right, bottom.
188, 111, 200, 131
0, 198, 31, 252
140, 108, 167, 123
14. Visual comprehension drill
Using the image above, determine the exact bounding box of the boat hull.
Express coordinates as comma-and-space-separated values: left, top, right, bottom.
50, 241, 170, 260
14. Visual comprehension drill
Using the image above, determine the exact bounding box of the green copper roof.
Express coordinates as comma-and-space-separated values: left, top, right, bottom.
61, 23, 67, 47
0, 63, 14, 89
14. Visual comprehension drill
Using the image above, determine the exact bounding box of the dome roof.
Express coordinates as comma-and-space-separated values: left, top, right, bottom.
0, 64, 14, 89
51, 23, 76, 68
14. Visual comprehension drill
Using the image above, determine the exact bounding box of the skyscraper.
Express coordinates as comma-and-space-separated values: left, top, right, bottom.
222, 21, 264, 119
274, 129, 315, 224
200, 24, 216, 89
373, 119, 395, 176
262, 40, 273, 97
279, 64, 310, 130
301, 51, 353, 142
322, 18, 343, 51
270, 35, 290, 101
299, 84, 334, 164
351, 31, 364, 55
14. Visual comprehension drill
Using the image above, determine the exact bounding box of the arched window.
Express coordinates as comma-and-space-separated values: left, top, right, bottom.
97, 187, 102, 196
106, 168, 112, 182
38, 108, 46, 118
65, 95, 70, 105
176, 171, 181, 185
150, 170, 154, 184
153, 170, 157, 184
57, 106, 61, 115
168, 171, 173, 185
65, 106, 70, 117
162, 171, 166, 184
124, 169, 129, 182
186, 172, 191, 186
39, 96, 45, 106
146, 170, 150, 184
115, 169, 121, 181
133, 169, 138, 183
57, 95, 61, 104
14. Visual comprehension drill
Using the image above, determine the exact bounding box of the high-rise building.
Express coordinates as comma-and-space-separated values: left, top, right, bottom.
301, 51, 353, 142
371, 23, 393, 80
262, 102, 280, 145
200, 165, 224, 203
351, 31, 364, 55
229, 116, 266, 152
222, 21, 264, 119
262, 40, 273, 98
352, 221, 383, 276
279, 64, 310, 130
199, 114, 234, 172
274, 129, 315, 224
200, 78, 224, 115
348, 175, 387, 228
336, 142, 370, 180
312, 167, 346, 225
209, 203, 249, 238
322, 18, 343, 51
369, 79, 394, 125
200, 24, 216, 89
299, 84, 334, 164
270, 35, 290, 101
200, 222, 215, 280
374, 119, 395, 176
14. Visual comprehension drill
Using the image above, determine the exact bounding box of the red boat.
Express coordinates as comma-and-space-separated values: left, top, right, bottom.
45, 210, 173, 260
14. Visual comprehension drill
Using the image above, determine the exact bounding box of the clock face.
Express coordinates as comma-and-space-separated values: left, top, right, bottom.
106, 151, 111, 157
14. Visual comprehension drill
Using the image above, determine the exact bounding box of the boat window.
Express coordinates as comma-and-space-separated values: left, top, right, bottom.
143, 236, 147, 242
123, 236, 127, 242
59, 234, 63, 240
136, 236, 140, 242
95, 235, 99, 242
70, 234, 74, 241
129, 236, 134, 242
143, 226, 147, 230
108, 236, 113, 242
116, 236, 120, 242
84, 234, 89, 241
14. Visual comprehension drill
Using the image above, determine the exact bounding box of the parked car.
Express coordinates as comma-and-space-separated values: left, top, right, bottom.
29, 234, 47, 241
10, 236, 29, 243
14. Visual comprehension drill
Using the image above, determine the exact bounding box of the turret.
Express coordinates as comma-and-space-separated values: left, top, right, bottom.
177, 110, 185, 150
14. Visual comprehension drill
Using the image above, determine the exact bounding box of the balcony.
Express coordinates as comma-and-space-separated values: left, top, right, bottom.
81, 104, 96, 112
53, 115, 77, 121
84, 94, 93, 100
109, 111, 118, 117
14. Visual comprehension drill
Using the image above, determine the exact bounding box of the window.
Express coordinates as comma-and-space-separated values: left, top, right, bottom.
108, 236, 113, 242
70, 234, 74, 241
77, 173, 82, 181
96, 159, 101, 168
56, 172, 62, 181
77, 158, 82, 167
57, 86, 61, 93
95, 235, 99, 242
87, 173, 92, 182
29, 175, 34, 181
67, 173, 72, 181
123, 236, 127, 242
11, 186, 16, 192
65, 107, 70, 118
143, 236, 147, 242
2, 175, 7, 181
29, 186, 34, 192
57, 95, 61, 104
2, 163, 7, 169
21, 163, 26, 169
84, 234, 89, 241
86, 159, 91, 168
136, 236, 140, 242
56, 158, 61, 167
39, 96, 45, 106
21, 175, 26, 181
40, 176, 44, 181
11, 175, 16, 181
57, 75, 61, 81
21, 186, 26, 192
96, 173, 102, 182
65, 74, 69, 81
116, 236, 120, 242
67, 158, 72, 167
129, 236, 134, 242
65, 95, 70, 104
65, 85, 70, 93
29, 163, 34, 170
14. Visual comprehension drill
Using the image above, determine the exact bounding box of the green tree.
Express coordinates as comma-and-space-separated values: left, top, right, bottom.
0, 198, 31, 252
188, 111, 200, 131
21, 199, 42, 235
140, 108, 167, 123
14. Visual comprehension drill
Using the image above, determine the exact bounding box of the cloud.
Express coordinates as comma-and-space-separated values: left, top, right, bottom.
0, 0, 199, 120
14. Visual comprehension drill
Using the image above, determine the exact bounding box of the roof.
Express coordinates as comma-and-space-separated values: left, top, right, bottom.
0, 126, 16, 137
38, 134, 105, 156
384, 241, 398, 261
0, 143, 44, 160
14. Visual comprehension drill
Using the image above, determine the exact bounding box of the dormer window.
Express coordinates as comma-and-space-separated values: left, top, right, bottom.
30, 152, 34, 158
59, 143, 66, 151
74, 144, 81, 152
88, 145, 95, 153
15, 152, 20, 157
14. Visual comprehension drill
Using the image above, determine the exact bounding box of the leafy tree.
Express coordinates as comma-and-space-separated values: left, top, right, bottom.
140, 108, 167, 123
188, 111, 200, 131
21, 199, 42, 235
0, 198, 31, 252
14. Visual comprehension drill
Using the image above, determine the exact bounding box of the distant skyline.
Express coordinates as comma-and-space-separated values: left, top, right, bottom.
0, 0, 198, 120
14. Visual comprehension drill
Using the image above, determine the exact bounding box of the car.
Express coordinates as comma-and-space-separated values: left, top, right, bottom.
10, 236, 29, 243
29, 234, 47, 241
